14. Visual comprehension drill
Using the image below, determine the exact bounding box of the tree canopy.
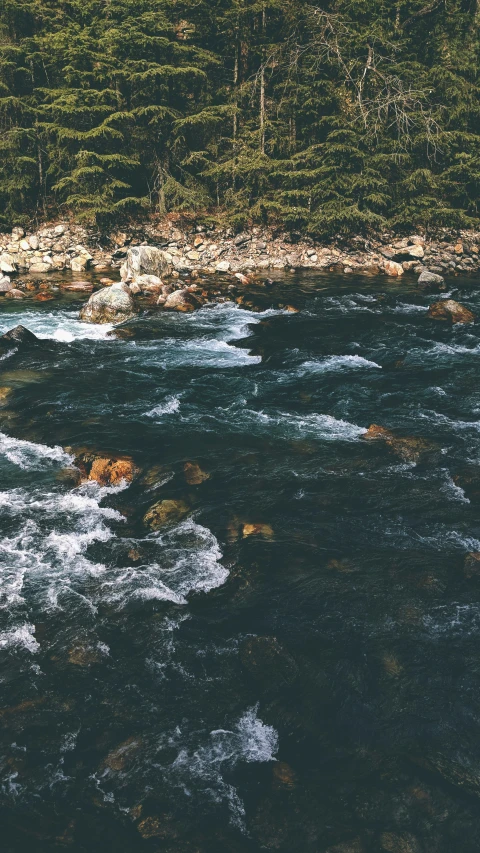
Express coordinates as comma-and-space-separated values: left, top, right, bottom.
0, 0, 479, 235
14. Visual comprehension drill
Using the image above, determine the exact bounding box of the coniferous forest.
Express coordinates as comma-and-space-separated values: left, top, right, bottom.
0, 0, 479, 236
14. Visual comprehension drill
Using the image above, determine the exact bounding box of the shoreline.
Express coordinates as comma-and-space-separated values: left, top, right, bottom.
1, 219, 480, 281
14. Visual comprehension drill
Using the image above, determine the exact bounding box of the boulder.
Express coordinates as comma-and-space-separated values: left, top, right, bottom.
163, 289, 193, 311
417, 269, 445, 289
383, 260, 404, 277
0, 254, 16, 274
123, 246, 172, 283
28, 262, 51, 274
215, 260, 231, 272
79, 283, 137, 324
135, 274, 164, 293
1, 325, 39, 346
464, 552, 480, 578
184, 461, 210, 485
240, 636, 298, 687
0, 276, 12, 293
362, 424, 433, 463
4, 289, 24, 299
70, 255, 88, 272
143, 499, 190, 530
73, 449, 139, 486
427, 299, 475, 324
60, 281, 93, 292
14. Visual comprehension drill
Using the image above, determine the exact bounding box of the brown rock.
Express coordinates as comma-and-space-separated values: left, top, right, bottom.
242, 522, 274, 538
60, 282, 93, 292
464, 552, 480, 578
184, 461, 210, 485
5, 289, 24, 299
104, 737, 142, 771
35, 292, 54, 301
143, 499, 190, 530
240, 636, 298, 686
74, 450, 139, 486
427, 299, 475, 324
68, 645, 102, 666
273, 762, 297, 789
362, 424, 433, 463
380, 832, 422, 853
383, 260, 404, 277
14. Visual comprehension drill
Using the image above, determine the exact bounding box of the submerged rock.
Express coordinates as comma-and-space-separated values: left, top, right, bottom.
464, 552, 480, 578
427, 299, 475, 324
240, 636, 298, 687
183, 461, 210, 485
79, 283, 137, 324
242, 522, 274, 538
143, 498, 190, 530
362, 424, 433, 463
73, 449, 140, 486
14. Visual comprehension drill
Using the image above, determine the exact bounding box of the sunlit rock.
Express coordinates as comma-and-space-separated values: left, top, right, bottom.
183, 461, 210, 485
362, 424, 433, 463
73, 449, 140, 486
427, 299, 475, 324
79, 283, 137, 324
143, 498, 189, 530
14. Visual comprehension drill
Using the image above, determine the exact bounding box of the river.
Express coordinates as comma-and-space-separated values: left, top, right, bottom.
1, 271, 480, 852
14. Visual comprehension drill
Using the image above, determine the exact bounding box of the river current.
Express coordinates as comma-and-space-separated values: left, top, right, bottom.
1, 271, 480, 852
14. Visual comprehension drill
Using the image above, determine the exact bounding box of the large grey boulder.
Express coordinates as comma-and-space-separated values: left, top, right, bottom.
418, 270, 445, 288
79, 283, 137, 324
121, 246, 172, 283
0, 275, 12, 293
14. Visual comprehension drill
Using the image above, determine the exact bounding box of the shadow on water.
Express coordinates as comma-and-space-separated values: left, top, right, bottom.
1, 271, 480, 851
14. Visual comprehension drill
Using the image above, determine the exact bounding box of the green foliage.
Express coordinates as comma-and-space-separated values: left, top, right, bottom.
0, 0, 479, 233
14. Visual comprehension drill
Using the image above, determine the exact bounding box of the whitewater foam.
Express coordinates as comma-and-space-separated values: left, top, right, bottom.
0, 432, 73, 470
0, 309, 113, 341
299, 355, 381, 373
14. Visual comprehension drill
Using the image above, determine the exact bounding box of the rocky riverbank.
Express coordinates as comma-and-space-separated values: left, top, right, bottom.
1, 219, 480, 281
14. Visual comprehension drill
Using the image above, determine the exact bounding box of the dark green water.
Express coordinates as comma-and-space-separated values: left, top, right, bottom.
1, 271, 480, 852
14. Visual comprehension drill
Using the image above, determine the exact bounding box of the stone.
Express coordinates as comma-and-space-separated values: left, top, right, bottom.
407, 244, 424, 258
54, 224, 65, 235
135, 274, 163, 293
79, 283, 137, 324
380, 832, 422, 853
163, 289, 192, 311
28, 235, 39, 250
383, 260, 404, 277
60, 282, 93, 292
242, 522, 274, 538
99, 277, 115, 286
28, 262, 51, 274
73, 449, 139, 486
0, 254, 16, 273
1, 325, 39, 346
240, 636, 298, 686
235, 272, 250, 285
4, 289, 24, 299
184, 461, 210, 485
464, 552, 480, 578
143, 499, 190, 530
0, 275, 12, 292
427, 299, 475, 324
123, 245, 172, 282
362, 424, 433, 463
215, 260, 231, 272
417, 269, 445, 289
104, 737, 142, 771
70, 255, 88, 272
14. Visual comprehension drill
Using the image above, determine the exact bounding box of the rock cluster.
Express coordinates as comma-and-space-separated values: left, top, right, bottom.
1, 219, 480, 280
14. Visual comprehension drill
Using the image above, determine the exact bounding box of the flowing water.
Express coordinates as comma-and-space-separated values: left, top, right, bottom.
1, 272, 480, 852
